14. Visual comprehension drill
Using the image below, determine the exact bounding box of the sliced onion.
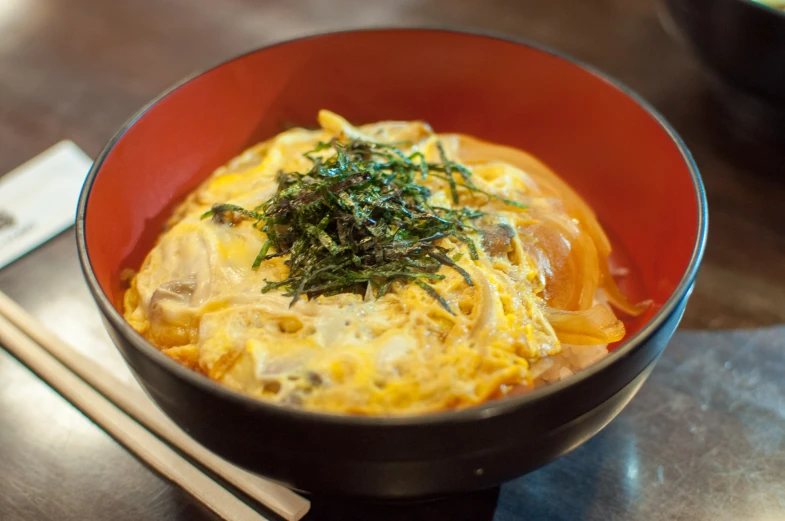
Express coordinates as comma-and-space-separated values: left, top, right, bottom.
599, 262, 650, 317
520, 210, 599, 312
470, 261, 498, 338
545, 304, 626, 345
452, 134, 612, 251
454, 134, 648, 317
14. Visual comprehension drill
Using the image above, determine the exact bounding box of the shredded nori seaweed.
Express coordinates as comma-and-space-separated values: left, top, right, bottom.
203, 138, 525, 314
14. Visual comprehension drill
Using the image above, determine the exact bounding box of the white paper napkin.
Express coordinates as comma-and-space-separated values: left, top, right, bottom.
0, 141, 92, 269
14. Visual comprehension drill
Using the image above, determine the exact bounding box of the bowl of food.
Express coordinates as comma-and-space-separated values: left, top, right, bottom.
76, 28, 707, 499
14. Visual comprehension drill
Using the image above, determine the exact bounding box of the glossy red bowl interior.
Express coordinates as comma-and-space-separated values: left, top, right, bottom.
82, 29, 702, 342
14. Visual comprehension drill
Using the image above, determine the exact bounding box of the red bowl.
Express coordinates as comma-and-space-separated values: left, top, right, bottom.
77, 29, 707, 498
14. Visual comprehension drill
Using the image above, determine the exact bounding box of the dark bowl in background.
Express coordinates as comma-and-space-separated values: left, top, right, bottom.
76, 29, 707, 499
664, 0, 785, 145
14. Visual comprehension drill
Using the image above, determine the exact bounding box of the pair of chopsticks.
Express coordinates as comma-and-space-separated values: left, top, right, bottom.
0, 291, 310, 521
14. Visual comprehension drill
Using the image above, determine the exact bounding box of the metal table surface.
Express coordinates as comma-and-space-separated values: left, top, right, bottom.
1, 1, 784, 520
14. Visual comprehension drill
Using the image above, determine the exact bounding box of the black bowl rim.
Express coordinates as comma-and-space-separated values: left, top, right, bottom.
76, 27, 708, 427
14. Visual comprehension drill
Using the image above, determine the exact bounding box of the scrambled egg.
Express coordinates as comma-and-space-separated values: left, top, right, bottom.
124, 110, 624, 415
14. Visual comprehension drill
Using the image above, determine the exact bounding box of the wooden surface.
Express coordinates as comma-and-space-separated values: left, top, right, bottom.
0, 1, 784, 520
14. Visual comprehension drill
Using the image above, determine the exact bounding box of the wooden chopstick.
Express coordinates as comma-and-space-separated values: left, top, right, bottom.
0, 291, 310, 521
0, 313, 270, 521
